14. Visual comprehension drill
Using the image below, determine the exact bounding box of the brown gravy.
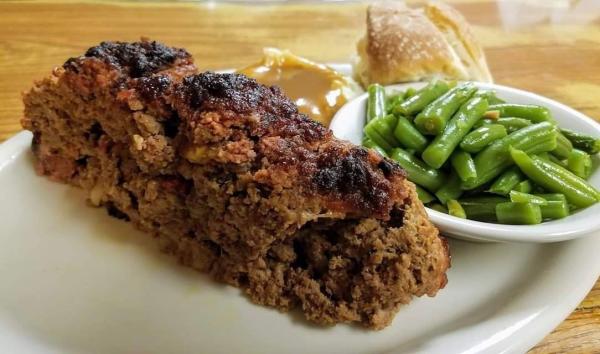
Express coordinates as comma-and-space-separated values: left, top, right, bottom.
238, 48, 352, 126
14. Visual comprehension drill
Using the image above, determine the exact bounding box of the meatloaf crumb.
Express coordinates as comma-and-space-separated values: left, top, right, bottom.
21, 39, 450, 329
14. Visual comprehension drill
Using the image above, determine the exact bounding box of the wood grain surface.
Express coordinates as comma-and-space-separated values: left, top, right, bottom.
0, 0, 599, 352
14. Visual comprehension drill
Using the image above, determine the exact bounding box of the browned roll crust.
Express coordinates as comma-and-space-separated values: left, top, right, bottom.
22, 39, 450, 329
355, 1, 493, 87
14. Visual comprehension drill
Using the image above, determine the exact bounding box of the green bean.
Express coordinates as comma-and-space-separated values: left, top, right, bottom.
364, 114, 399, 149
475, 90, 506, 104
390, 148, 447, 191
405, 87, 418, 99
496, 202, 542, 225
533, 194, 569, 219
497, 117, 533, 133
561, 129, 600, 155
362, 137, 388, 157
447, 199, 467, 218
509, 190, 548, 205
386, 90, 405, 104
372, 146, 388, 157
395, 80, 451, 116
567, 148, 592, 179
428, 203, 448, 214
461, 122, 558, 190
472, 119, 491, 129
459, 196, 508, 221
394, 116, 428, 153
540, 201, 570, 220
362, 136, 373, 149
488, 167, 524, 195
534, 193, 567, 202
435, 172, 463, 204
460, 124, 507, 153
552, 132, 573, 159
422, 96, 489, 169
362, 136, 371, 145
538, 151, 567, 167
510, 148, 600, 207
364, 124, 393, 151
415, 185, 435, 203
451, 149, 477, 182
414, 83, 477, 135
367, 84, 386, 123
464, 186, 495, 197
474, 117, 532, 133
512, 180, 533, 193
489, 103, 555, 123
549, 155, 567, 167
386, 94, 405, 114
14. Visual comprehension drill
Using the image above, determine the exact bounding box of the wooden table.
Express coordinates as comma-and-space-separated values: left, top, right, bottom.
0, 0, 598, 352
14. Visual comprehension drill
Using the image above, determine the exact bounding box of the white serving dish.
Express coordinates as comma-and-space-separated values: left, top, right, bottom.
331, 82, 600, 243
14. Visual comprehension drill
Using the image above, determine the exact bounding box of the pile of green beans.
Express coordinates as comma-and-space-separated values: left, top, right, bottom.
362, 80, 600, 225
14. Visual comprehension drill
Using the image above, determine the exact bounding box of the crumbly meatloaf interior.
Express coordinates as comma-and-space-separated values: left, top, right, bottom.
21, 40, 450, 329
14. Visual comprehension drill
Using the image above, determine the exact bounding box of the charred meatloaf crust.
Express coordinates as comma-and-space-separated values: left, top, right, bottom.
21, 40, 450, 329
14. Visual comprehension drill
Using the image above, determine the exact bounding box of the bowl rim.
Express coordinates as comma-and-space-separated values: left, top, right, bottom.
330, 81, 600, 243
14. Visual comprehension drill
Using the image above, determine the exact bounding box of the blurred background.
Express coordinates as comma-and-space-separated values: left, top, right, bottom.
1, 0, 599, 131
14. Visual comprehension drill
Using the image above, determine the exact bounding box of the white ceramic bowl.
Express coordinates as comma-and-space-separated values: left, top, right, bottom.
330, 82, 600, 243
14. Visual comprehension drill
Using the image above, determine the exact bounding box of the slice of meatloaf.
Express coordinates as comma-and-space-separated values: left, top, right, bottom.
21, 40, 450, 329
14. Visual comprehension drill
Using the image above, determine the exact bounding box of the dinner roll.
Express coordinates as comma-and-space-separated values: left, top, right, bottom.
354, 1, 493, 87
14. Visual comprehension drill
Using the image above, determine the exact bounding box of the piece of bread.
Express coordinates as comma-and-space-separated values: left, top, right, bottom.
355, 1, 493, 87
21, 40, 450, 329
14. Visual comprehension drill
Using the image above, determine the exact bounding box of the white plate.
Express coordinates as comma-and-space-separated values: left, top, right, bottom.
0, 64, 598, 354
331, 81, 600, 243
